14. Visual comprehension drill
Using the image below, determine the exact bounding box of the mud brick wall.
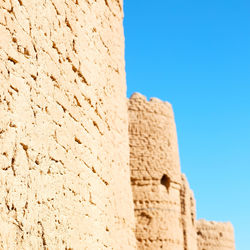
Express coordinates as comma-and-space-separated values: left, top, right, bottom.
0, 0, 136, 249
0, 0, 236, 249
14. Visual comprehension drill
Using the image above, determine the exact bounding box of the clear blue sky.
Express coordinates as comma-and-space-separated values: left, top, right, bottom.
124, 1, 250, 249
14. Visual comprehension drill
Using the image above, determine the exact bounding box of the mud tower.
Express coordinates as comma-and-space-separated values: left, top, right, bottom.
128, 93, 196, 249
128, 93, 235, 250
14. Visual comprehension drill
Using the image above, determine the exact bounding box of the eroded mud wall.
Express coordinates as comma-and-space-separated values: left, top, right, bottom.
0, 0, 136, 249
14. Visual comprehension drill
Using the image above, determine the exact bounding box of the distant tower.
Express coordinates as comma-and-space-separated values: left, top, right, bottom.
128, 93, 186, 249
128, 92, 235, 250
196, 220, 235, 250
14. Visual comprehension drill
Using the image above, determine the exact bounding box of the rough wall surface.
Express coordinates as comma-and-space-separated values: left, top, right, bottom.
196, 220, 235, 250
0, 0, 236, 249
128, 93, 183, 249
0, 0, 136, 249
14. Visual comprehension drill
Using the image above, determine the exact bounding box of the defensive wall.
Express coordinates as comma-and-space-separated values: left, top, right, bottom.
0, 1, 235, 249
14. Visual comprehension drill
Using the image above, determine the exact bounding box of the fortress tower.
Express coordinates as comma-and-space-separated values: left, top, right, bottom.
128, 93, 187, 249
196, 220, 235, 250
128, 93, 234, 250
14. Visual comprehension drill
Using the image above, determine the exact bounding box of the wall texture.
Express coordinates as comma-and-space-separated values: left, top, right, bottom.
0, 0, 136, 249
196, 220, 235, 250
0, 1, 236, 250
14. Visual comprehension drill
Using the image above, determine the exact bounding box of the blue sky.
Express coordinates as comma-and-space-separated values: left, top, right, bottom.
124, 1, 250, 249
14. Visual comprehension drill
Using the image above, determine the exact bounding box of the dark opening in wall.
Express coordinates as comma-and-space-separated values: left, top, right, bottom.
197, 230, 202, 236
191, 213, 195, 225
161, 174, 170, 192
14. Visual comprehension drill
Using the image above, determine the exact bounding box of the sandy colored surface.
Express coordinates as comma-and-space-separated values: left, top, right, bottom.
0, 0, 136, 249
0, 1, 235, 249
196, 220, 235, 250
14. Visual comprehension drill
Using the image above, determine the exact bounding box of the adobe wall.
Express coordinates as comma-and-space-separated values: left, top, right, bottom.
128, 93, 184, 249
196, 220, 235, 250
0, 0, 136, 249
0, 1, 237, 249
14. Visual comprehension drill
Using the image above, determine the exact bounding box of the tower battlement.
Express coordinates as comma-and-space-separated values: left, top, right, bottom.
129, 93, 181, 185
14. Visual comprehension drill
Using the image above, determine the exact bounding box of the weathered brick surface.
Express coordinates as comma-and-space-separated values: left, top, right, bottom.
0, 0, 136, 249
0, 1, 236, 249
196, 220, 235, 250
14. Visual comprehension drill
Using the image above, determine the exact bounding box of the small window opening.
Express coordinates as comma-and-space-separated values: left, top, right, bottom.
161, 174, 171, 192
